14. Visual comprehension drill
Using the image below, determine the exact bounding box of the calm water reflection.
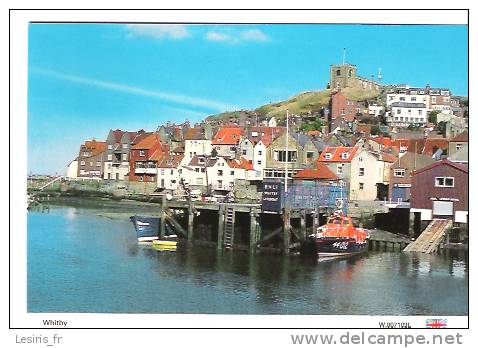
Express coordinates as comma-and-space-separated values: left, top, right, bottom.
27, 205, 468, 315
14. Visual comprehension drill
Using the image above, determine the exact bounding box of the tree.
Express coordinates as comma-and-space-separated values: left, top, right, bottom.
428, 110, 439, 124
300, 116, 327, 132
370, 125, 381, 135
436, 121, 447, 135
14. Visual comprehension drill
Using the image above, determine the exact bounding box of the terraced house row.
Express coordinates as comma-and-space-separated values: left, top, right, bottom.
66, 122, 468, 205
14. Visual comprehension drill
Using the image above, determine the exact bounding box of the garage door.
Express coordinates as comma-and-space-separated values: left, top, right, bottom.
433, 201, 453, 216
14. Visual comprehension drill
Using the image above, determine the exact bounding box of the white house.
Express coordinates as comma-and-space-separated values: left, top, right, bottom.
386, 88, 430, 108
252, 141, 267, 180
157, 154, 184, 191
268, 117, 277, 127
367, 104, 384, 117
183, 155, 253, 192
66, 159, 78, 178
184, 127, 212, 161
388, 102, 427, 127
349, 149, 380, 201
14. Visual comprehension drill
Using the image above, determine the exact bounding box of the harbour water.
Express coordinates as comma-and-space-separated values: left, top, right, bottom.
27, 203, 468, 315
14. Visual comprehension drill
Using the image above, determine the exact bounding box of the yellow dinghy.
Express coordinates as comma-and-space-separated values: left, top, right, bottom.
152, 239, 177, 251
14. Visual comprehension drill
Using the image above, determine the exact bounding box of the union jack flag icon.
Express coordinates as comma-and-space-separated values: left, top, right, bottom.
426, 319, 447, 328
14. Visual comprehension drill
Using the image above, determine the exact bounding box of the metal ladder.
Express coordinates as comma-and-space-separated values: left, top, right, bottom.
224, 207, 235, 249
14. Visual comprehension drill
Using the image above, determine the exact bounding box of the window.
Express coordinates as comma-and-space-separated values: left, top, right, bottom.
201, 168, 205, 173
107, 154, 112, 161
161, 169, 165, 175
359, 168, 365, 176
257, 160, 262, 165
431, 96, 437, 104
139, 176, 144, 182
325, 153, 332, 160
108, 144, 113, 150
275, 150, 297, 163
80, 160, 85, 166
96, 161, 100, 167
411, 97, 417, 102
418, 110, 422, 115
230, 171, 234, 176
399, 97, 405, 101
139, 150, 145, 157
397, 109, 401, 115
198, 157, 205, 164
359, 183, 364, 190
389, 96, 394, 101
337, 165, 343, 174
456, 143, 463, 151
307, 151, 314, 161
408, 110, 412, 115
230, 146, 236, 151
242, 149, 247, 155
394, 169, 405, 177
178, 169, 182, 174
122, 154, 128, 161
435, 177, 454, 187
251, 131, 258, 137
336, 69, 341, 76
89, 161, 93, 166
218, 170, 223, 176
195, 168, 199, 172
358, 157, 363, 162
170, 169, 174, 175
122, 143, 128, 149
341, 152, 349, 160
258, 150, 263, 156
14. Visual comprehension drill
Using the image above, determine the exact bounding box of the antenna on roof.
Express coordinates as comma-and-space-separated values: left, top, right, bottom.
342, 48, 346, 65
378, 67, 382, 83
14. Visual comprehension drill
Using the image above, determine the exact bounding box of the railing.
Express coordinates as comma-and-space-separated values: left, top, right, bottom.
39, 176, 63, 190
64, 176, 102, 182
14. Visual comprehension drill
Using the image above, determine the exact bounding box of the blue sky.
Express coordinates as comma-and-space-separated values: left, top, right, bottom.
28, 24, 468, 174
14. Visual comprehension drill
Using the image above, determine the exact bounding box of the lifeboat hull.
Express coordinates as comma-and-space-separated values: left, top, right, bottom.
313, 237, 368, 257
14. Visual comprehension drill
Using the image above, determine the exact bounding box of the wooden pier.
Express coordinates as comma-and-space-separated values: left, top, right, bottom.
159, 196, 331, 254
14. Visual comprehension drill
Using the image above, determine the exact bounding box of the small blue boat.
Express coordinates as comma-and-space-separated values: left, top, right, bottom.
129, 215, 175, 242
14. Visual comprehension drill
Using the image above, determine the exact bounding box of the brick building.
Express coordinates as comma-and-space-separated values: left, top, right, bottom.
410, 159, 468, 223
77, 140, 107, 178
330, 90, 358, 122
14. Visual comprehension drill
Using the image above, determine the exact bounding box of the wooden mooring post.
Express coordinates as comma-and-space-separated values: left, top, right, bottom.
160, 194, 167, 238
300, 210, 307, 240
249, 208, 259, 253
188, 201, 194, 243
283, 207, 291, 255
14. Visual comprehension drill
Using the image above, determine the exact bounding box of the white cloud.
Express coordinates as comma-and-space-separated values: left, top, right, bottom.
240, 29, 269, 42
205, 28, 270, 43
125, 24, 191, 40
206, 31, 233, 42
31, 68, 237, 112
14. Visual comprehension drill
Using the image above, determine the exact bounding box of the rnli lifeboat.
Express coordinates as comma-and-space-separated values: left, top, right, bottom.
308, 211, 369, 258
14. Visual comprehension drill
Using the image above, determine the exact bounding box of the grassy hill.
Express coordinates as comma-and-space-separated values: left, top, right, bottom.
207, 86, 382, 121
